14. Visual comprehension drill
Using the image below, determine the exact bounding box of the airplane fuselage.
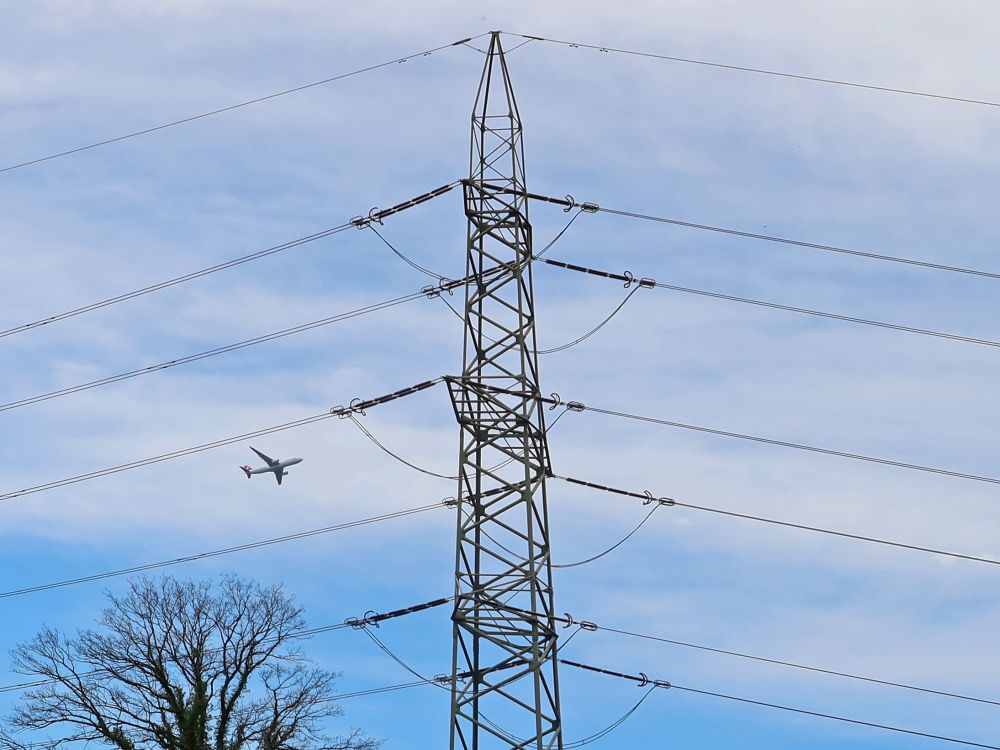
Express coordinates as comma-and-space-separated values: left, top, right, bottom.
246, 457, 303, 476
241, 451, 303, 484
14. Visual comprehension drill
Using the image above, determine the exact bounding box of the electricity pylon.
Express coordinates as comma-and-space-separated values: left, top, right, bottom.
446, 32, 564, 750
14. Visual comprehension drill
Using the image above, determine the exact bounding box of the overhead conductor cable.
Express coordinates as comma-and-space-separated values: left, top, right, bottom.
555, 475, 1000, 568
509, 32, 1000, 109
541, 256, 1000, 351
1, 36, 485, 173
466, 380, 1000, 486
483, 183, 1000, 280
0, 182, 455, 340
0, 503, 447, 600
560, 659, 1000, 750
0, 378, 443, 502
0, 261, 486, 414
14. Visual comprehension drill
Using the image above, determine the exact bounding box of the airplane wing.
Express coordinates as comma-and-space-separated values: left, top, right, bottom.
275, 471, 283, 486
250, 446, 278, 466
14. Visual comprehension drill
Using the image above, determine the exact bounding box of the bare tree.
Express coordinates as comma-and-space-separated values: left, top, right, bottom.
1, 576, 380, 750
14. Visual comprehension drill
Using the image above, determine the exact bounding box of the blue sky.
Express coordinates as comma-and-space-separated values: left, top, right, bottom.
2, 1, 1000, 747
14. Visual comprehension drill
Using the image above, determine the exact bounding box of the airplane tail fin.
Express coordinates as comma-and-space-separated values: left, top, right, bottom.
240, 465, 252, 478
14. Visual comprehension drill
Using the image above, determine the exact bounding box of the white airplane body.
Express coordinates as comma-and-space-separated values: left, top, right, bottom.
241, 446, 303, 485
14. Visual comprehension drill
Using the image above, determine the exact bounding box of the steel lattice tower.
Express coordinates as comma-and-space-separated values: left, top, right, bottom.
446, 32, 564, 750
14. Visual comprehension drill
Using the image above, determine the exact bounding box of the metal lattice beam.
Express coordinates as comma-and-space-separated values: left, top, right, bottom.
447, 32, 564, 750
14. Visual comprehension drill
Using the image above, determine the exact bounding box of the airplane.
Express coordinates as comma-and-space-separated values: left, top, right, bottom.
240, 446, 303, 485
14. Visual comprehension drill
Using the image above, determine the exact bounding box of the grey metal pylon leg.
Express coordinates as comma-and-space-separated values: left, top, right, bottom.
447, 32, 564, 750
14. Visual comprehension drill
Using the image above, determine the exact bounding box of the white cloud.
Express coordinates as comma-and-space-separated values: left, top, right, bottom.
3, 2, 1000, 745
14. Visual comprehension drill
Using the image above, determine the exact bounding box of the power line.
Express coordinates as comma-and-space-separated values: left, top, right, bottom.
596, 204, 1000, 280
564, 687, 655, 748
1, 37, 485, 174
550, 607, 1000, 708
440, 279, 639, 357
373, 207, 586, 354
555, 475, 1000, 568
346, 405, 572, 483
651, 279, 1000, 349
534, 206, 586, 259
9, 481, 990, 712
358, 626, 446, 690
334, 405, 651, 568
0, 503, 446, 600
0, 411, 331, 503
540, 256, 1000, 352
350, 605, 1000, 735
509, 32, 1000, 110
471, 598, 1000, 710
537, 285, 644, 355
0, 378, 442, 503
465, 380, 1000, 486
367, 225, 449, 281
345, 414, 893, 576
581, 402, 1000, 485
347, 414, 457, 480
366, 199, 584, 287
325, 679, 433, 701
332, 409, 1000, 568
9, 545, 997, 715
352, 625, 653, 748
0, 183, 456, 340
1, 295, 418, 412
196, 466, 997, 723
0, 283, 451, 413
0, 595, 451, 696
8, 584, 999, 718
485, 183, 1000, 281
560, 659, 1000, 750
551, 504, 660, 569
593, 626, 1000, 709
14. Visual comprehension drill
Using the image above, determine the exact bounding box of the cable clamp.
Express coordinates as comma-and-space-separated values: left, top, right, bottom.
654, 679, 672, 689
579, 620, 598, 632
451, 37, 473, 46
442, 496, 459, 508
349, 215, 369, 229
344, 617, 364, 630
639, 277, 656, 289
330, 405, 350, 418
421, 284, 442, 299
566, 401, 586, 412
581, 201, 600, 213
434, 673, 451, 684
642, 490, 675, 507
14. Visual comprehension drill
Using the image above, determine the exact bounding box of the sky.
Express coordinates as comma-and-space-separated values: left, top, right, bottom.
2, 0, 1000, 747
